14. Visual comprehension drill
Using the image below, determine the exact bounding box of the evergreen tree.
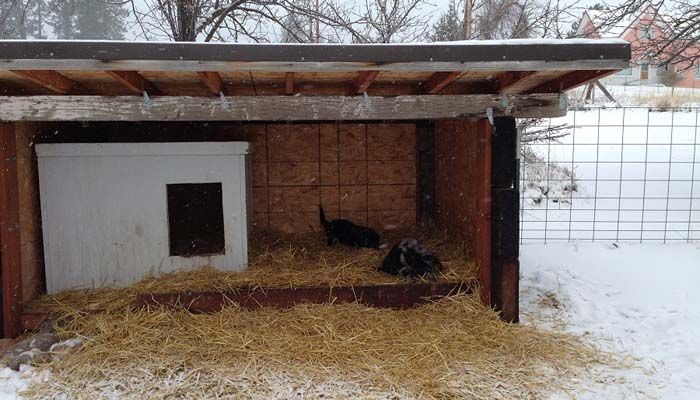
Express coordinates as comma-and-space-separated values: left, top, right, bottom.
429, 0, 464, 42
74, 0, 127, 40
25, 0, 48, 39
281, 11, 311, 43
47, 0, 127, 40
47, 0, 75, 39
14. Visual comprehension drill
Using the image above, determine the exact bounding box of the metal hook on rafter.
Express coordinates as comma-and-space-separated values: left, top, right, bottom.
558, 92, 567, 111
501, 93, 510, 115
486, 107, 494, 126
142, 90, 152, 111
220, 91, 229, 111
363, 92, 372, 109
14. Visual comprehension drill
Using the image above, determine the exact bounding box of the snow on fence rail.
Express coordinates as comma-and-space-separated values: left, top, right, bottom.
520, 107, 700, 243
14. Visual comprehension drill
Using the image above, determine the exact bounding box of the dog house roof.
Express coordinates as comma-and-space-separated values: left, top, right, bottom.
0, 39, 630, 121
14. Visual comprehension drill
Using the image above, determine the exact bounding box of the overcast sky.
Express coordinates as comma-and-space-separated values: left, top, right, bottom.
124, 0, 625, 42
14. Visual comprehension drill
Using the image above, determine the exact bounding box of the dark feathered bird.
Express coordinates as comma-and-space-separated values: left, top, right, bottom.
319, 205, 380, 249
379, 238, 442, 281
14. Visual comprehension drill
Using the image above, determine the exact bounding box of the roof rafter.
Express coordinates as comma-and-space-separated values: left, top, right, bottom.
495, 71, 538, 93
285, 72, 295, 95
353, 70, 379, 94
422, 71, 463, 94
106, 71, 159, 95
526, 70, 617, 93
10, 70, 76, 94
197, 71, 225, 95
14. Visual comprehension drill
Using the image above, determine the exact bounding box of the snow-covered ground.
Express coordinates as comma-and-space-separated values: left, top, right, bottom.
522, 107, 700, 243
522, 241, 700, 399
569, 84, 700, 107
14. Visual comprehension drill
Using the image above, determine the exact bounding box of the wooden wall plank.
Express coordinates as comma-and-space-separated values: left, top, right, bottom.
434, 119, 492, 306
14, 123, 45, 303
0, 123, 23, 338
0, 94, 567, 121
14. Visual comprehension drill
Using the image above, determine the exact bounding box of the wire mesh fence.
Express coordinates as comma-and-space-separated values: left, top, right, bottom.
519, 106, 700, 243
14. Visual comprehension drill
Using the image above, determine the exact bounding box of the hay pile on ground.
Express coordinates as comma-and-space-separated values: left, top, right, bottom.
21, 295, 613, 399
28, 228, 476, 314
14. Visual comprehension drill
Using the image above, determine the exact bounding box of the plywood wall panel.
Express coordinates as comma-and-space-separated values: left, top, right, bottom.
338, 124, 366, 161
269, 186, 318, 213
254, 122, 416, 234
267, 161, 319, 186
320, 161, 339, 185
368, 161, 416, 185
339, 161, 367, 185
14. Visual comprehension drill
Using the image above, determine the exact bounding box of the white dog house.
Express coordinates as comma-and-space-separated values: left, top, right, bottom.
36, 142, 250, 293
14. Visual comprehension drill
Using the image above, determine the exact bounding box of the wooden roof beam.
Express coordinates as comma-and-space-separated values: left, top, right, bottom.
10, 70, 76, 94
422, 71, 463, 94
353, 70, 379, 94
0, 93, 567, 121
197, 71, 225, 96
495, 71, 538, 93
285, 72, 294, 95
106, 70, 159, 95
526, 69, 617, 94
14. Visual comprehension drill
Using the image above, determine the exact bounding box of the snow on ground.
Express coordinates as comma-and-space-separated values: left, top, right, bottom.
0, 366, 36, 400
522, 108, 700, 243
521, 241, 700, 399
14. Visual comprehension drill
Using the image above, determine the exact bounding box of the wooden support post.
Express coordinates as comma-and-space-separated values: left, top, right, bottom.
476, 119, 493, 306
196, 71, 225, 96
0, 122, 22, 338
491, 116, 520, 323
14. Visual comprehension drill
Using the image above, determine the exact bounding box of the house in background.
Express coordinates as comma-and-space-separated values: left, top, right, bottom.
577, 4, 700, 88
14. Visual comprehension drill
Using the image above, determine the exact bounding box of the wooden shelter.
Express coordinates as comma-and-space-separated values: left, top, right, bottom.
0, 39, 630, 338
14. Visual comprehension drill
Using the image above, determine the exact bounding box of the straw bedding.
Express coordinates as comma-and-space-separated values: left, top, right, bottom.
27, 228, 477, 314
19, 230, 614, 399
21, 295, 612, 399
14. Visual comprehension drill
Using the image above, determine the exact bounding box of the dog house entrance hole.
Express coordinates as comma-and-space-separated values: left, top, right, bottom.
167, 183, 225, 257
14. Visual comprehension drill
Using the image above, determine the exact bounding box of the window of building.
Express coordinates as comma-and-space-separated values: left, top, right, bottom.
656, 64, 672, 76
167, 182, 225, 256
640, 25, 654, 40
696, 64, 700, 79
617, 68, 633, 76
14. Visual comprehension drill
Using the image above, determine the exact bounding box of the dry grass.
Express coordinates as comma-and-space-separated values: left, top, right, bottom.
631, 92, 700, 109
22, 295, 614, 400
27, 228, 476, 314
19, 230, 616, 399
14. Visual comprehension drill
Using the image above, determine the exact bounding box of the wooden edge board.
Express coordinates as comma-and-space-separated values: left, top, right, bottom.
0, 60, 630, 73
136, 281, 475, 312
